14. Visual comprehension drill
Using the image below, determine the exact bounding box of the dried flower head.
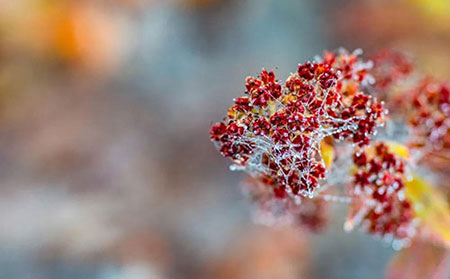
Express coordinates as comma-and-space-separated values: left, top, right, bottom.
346, 142, 416, 247
210, 49, 386, 198
370, 49, 414, 92
406, 79, 450, 152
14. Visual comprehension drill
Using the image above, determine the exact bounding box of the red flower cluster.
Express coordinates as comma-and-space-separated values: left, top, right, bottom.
348, 142, 416, 244
407, 79, 450, 151
210, 49, 386, 198
369, 49, 415, 115
370, 49, 413, 92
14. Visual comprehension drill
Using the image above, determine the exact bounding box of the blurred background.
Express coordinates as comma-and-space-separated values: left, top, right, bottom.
0, 0, 449, 278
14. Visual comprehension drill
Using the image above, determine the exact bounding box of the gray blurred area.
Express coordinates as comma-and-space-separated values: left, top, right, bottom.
3, 0, 443, 278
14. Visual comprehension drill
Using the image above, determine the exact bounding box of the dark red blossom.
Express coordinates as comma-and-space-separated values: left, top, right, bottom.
348, 142, 416, 243
210, 49, 385, 199
234, 97, 251, 111
370, 49, 413, 91
210, 123, 227, 140
405, 79, 450, 151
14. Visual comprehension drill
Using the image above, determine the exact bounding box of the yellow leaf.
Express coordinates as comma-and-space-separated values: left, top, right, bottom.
320, 141, 334, 169
385, 141, 410, 159
405, 175, 450, 246
413, 0, 450, 18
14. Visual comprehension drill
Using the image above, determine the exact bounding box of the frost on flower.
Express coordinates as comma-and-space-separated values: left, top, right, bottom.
406, 79, 450, 152
346, 142, 417, 248
210, 49, 386, 198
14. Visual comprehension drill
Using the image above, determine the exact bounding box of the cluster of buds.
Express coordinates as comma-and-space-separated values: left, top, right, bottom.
368, 50, 415, 116
369, 49, 414, 92
347, 142, 416, 246
243, 177, 329, 233
406, 79, 450, 151
210, 49, 386, 198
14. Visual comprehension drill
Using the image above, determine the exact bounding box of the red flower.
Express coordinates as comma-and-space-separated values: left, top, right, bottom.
211, 49, 386, 198
348, 142, 416, 243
